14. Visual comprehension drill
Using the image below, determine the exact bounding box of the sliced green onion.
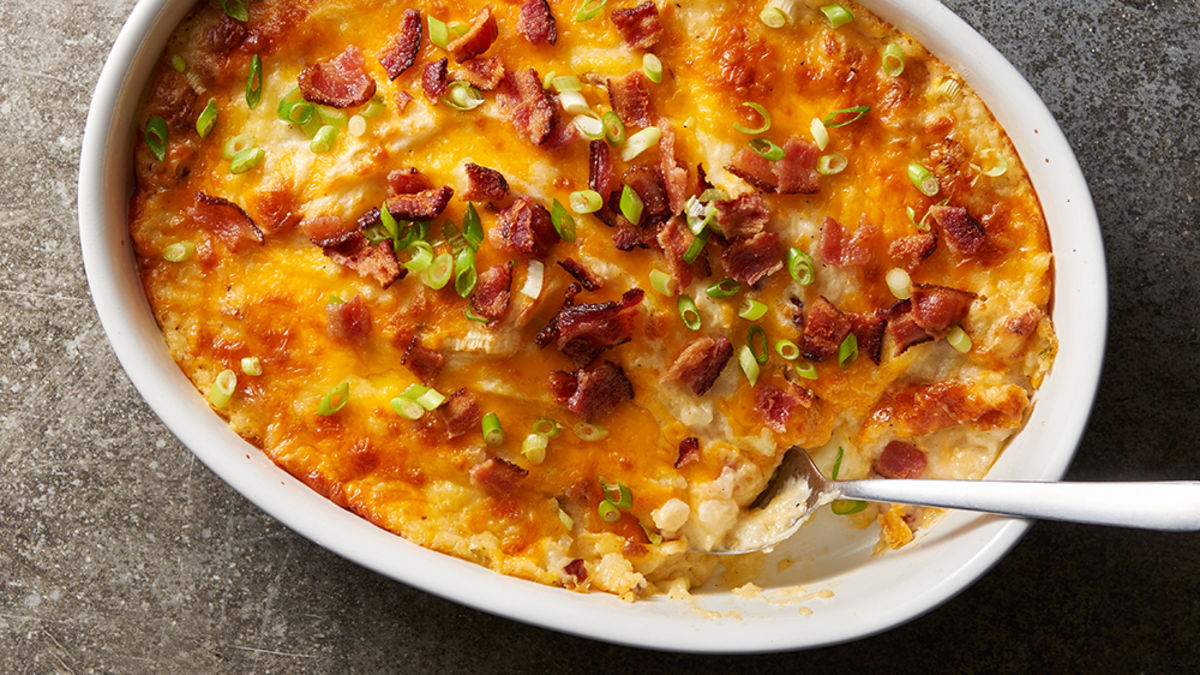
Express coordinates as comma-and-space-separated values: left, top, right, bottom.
532, 417, 563, 437
732, 102, 771, 135
161, 241, 195, 262
573, 112, 605, 140
444, 81, 485, 110
699, 188, 728, 203
551, 75, 582, 92
817, 153, 848, 175
886, 267, 912, 300
599, 478, 632, 508
882, 43, 905, 77
793, 361, 819, 380
558, 507, 575, 530
706, 278, 741, 298
310, 125, 338, 153
838, 333, 858, 369
550, 199, 577, 242
222, 133, 253, 160
574, 422, 609, 442
738, 298, 768, 321
454, 246, 477, 298
947, 324, 972, 353
144, 116, 168, 161
195, 98, 218, 139
759, 7, 787, 28
218, 0, 248, 22
481, 412, 505, 446
906, 205, 933, 233
208, 369, 237, 408
363, 224, 390, 245
462, 203, 483, 249
737, 345, 760, 385
682, 229, 709, 264
420, 252, 454, 289
749, 138, 785, 161
558, 91, 591, 116
170, 54, 186, 73
429, 16, 450, 49
317, 381, 350, 416
598, 500, 621, 522
619, 184, 644, 225
602, 110, 626, 144
415, 388, 446, 411
907, 162, 940, 197
775, 339, 800, 360
287, 101, 314, 125
542, 70, 558, 89
240, 356, 262, 376
650, 269, 675, 297
810, 117, 829, 151
379, 205, 401, 242
977, 148, 1008, 177
831, 499, 868, 515
245, 54, 262, 109
229, 147, 265, 174
641, 523, 664, 545
348, 114, 366, 137
326, 293, 343, 306
822, 105, 870, 128
932, 77, 962, 103
832, 445, 846, 479
317, 105, 347, 127
621, 126, 661, 162
277, 87, 302, 120
522, 433, 548, 464
450, 22, 469, 37
390, 396, 424, 420
361, 97, 386, 118
570, 189, 604, 214
748, 325, 768, 365
575, 0, 607, 23
642, 53, 663, 83
401, 383, 428, 399
677, 294, 701, 331
787, 247, 815, 285
820, 4, 854, 28
464, 307, 489, 323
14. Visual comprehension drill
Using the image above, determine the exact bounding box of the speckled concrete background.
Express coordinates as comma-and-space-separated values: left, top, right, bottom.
2, 0, 1197, 671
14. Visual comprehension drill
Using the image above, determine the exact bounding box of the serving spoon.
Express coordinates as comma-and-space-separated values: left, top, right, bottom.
706, 447, 1200, 555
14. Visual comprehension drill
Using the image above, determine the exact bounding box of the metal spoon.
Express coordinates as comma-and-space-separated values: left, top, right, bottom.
706, 447, 1200, 555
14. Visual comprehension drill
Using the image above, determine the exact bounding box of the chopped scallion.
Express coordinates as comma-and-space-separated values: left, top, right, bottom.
403, 242, 434, 272
882, 43, 905, 77
454, 246, 477, 298
144, 116, 168, 161
817, 152, 848, 175
574, 422, 609, 442
947, 324, 972, 353
649, 269, 675, 296
641, 523, 663, 545
558, 90, 591, 115
705, 278, 741, 298
316, 105, 347, 127
732, 102, 771, 135
598, 500, 620, 522
218, 0, 248, 22
481, 412, 505, 446
738, 345, 760, 385
621, 126, 661, 161
793, 361, 819, 380
831, 499, 868, 515
522, 433, 548, 464
599, 477, 632, 508
977, 148, 1008, 177
229, 146, 265, 174
619, 184, 644, 225
558, 507, 574, 530
575, 0, 607, 23
907, 162, 940, 197
444, 81, 484, 110
642, 53, 663, 83
569, 189, 603, 214
573, 112, 605, 139
240, 356, 262, 376
317, 380, 350, 416
748, 325, 768, 365
361, 97, 386, 118
749, 137, 785, 161
820, 3, 854, 28
822, 105, 870, 128
310, 124, 338, 153
532, 417, 563, 437
429, 16, 450, 49
464, 307, 489, 323
759, 7, 787, 28
462, 203, 483, 249
542, 70, 558, 89
420, 252, 454, 289
810, 117, 830, 151
738, 298, 768, 321
832, 445, 845, 479
550, 199, 577, 242
787, 247, 815, 285
170, 54, 186, 73
195, 98, 218, 139
886, 267, 912, 300
682, 228, 709, 264
551, 75, 582, 92
287, 101, 314, 125
415, 387, 446, 411
390, 396, 424, 420
838, 333, 858, 369
161, 241, 195, 262
775, 339, 800, 360
245, 54, 262, 109
677, 294, 701, 330
208, 369, 237, 408
602, 110, 626, 144
347, 114, 366, 137
221, 132, 252, 158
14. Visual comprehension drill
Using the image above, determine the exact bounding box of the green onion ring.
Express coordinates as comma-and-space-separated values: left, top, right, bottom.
598, 500, 621, 522
732, 102, 771, 135
817, 153, 848, 175
749, 137, 785, 161
310, 124, 338, 153
444, 81, 485, 111
705, 278, 741, 298
144, 116, 168, 161
208, 369, 237, 408
462, 202, 483, 249
218, 0, 248, 22
759, 7, 787, 28
820, 3, 854, 28
229, 147, 265, 174
481, 412, 505, 446
464, 307, 489, 323
907, 162, 940, 197
551, 75, 582, 92
775, 339, 800, 361
390, 396, 425, 420
415, 388, 446, 411
245, 54, 262, 109
599, 477, 632, 508
403, 241, 434, 272
947, 324, 972, 353
838, 333, 858, 369
550, 199, 577, 242
737, 345, 760, 385
428, 16, 450, 49
621, 126, 661, 162
822, 105, 871, 128
748, 325, 768, 365
532, 417, 563, 437
240, 356, 262, 376
569, 189, 603, 214
642, 53, 663, 83
832, 499, 868, 515
882, 43, 905, 77
682, 229, 709, 264
574, 422, 609, 442
787, 247, 815, 285
619, 184, 644, 225
420, 252, 454, 289
602, 110, 626, 144
677, 294, 701, 331
738, 298, 768, 321
316, 381, 350, 416
195, 98, 218, 139
454, 247, 477, 298
575, 0, 608, 23
161, 241, 195, 262
793, 361, 819, 380
649, 269, 675, 297
521, 433, 548, 464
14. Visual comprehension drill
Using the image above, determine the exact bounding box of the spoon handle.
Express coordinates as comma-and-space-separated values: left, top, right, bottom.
836, 479, 1200, 531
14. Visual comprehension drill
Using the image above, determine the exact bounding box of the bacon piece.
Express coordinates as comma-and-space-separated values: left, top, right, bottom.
610, 1, 663, 49
819, 217, 876, 267
849, 309, 888, 365
300, 215, 357, 247
471, 263, 513, 320
886, 300, 933, 356
563, 558, 587, 582
440, 388, 481, 439
298, 45, 377, 108
622, 165, 671, 225
191, 192, 264, 251
612, 226, 652, 251
562, 360, 634, 421
726, 148, 778, 192
497, 68, 556, 145
379, 9, 422, 80
538, 289, 645, 367
889, 232, 938, 269
518, 0, 557, 45
927, 205, 985, 256
542, 117, 580, 152
326, 294, 371, 344
548, 370, 578, 402
401, 335, 444, 384
800, 296, 851, 362
675, 437, 700, 469
911, 283, 976, 338
657, 217, 708, 287
607, 71, 653, 128
422, 57, 449, 99
557, 258, 603, 291
874, 441, 927, 479
463, 163, 510, 203
756, 385, 801, 433
589, 140, 615, 197
387, 167, 433, 195
253, 184, 302, 235
451, 56, 506, 91
714, 193, 769, 240
658, 123, 692, 215
772, 139, 820, 194
469, 457, 528, 496
667, 335, 733, 395
447, 6, 498, 63
722, 231, 783, 286
324, 235, 404, 288
385, 185, 454, 220
871, 380, 1028, 438
489, 197, 557, 259
393, 90, 414, 113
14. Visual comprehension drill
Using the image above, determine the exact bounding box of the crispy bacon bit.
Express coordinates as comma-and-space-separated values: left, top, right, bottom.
563, 558, 587, 581
607, 71, 653, 128
447, 6, 498, 63
557, 258, 603, 291
324, 235, 404, 288
589, 140, 615, 197
469, 457, 528, 496
440, 388, 481, 439
726, 148, 777, 192
911, 283, 976, 338
800, 296, 851, 362
927, 204, 985, 256
401, 335, 444, 384
298, 45, 377, 108
380, 8, 422, 80
191, 192, 264, 251
875, 441, 928, 479
722, 231, 783, 286
489, 197, 558, 259
386, 185, 454, 220
562, 360, 634, 421
715, 193, 770, 240
849, 309, 888, 365
451, 56, 506, 91
658, 123, 692, 215
610, 1, 663, 49
889, 232, 938, 269
463, 163, 510, 203
548, 370, 578, 402
657, 217, 708, 287
612, 226, 651, 251
887, 300, 932, 356
538, 289, 645, 367
498, 68, 556, 145
518, 0, 557, 45
326, 294, 371, 344
393, 90, 414, 112
675, 437, 700, 469
772, 139, 820, 194
756, 385, 801, 433
253, 184, 302, 235
622, 166, 671, 225
667, 336, 733, 395
871, 380, 1028, 438
471, 263, 513, 320
819, 217, 876, 267
387, 167, 433, 195
422, 57, 449, 98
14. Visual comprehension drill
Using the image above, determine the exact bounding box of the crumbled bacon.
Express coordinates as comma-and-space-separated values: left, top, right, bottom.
555, 360, 634, 421
548, 369, 578, 401
886, 300, 933, 355
889, 232, 938, 269
298, 45, 377, 108
439, 388, 481, 439
401, 335, 444, 384
451, 56, 506, 91
393, 90, 414, 113
497, 68, 556, 145
874, 440, 927, 479
911, 283, 976, 338
469, 457, 528, 496
714, 193, 769, 240
800, 296, 851, 362
385, 185, 454, 220
675, 437, 700, 469
557, 258, 603, 291
818, 217, 876, 267
927, 204, 985, 256
721, 231, 783, 286
518, 0, 557, 45
667, 335, 733, 395
612, 226, 653, 251
490, 197, 558, 258
300, 215, 357, 247
191, 192, 264, 251
471, 263, 513, 320
726, 148, 777, 193
622, 165, 671, 225
658, 122, 692, 215
537, 289, 645, 367
326, 294, 371, 344
849, 309, 888, 365
610, 1, 663, 49
563, 558, 587, 581
422, 57, 449, 98
463, 162, 510, 204
657, 217, 708, 287
379, 8, 422, 80
447, 6, 498, 63
324, 235, 404, 288
589, 140, 615, 197
387, 167, 433, 195
727, 138, 819, 194
607, 71, 653, 128
756, 385, 801, 433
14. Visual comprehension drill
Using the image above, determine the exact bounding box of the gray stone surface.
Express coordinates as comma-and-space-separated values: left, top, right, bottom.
2, 0, 1197, 671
